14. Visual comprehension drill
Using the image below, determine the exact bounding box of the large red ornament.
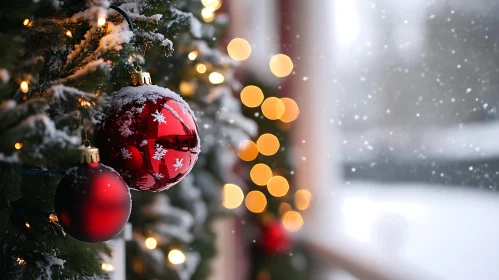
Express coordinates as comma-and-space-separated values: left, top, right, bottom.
99, 84, 200, 192
261, 221, 292, 254
54, 147, 131, 243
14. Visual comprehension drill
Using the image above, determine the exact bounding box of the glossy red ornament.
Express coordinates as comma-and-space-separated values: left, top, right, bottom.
54, 150, 131, 243
99, 84, 200, 192
261, 221, 291, 254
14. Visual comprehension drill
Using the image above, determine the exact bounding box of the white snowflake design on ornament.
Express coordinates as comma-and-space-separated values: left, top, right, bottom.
173, 158, 183, 171
121, 147, 132, 159
140, 139, 148, 147
152, 144, 167, 160
151, 109, 167, 124
153, 173, 164, 180
119, 119, 133, 137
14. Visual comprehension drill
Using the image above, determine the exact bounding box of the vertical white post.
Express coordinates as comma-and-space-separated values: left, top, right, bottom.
103, 223, 132, 280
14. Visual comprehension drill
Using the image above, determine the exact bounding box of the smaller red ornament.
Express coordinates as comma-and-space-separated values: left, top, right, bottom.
122, 145, 143, 171
261, 220, 292, 254
54, 147, 131, 243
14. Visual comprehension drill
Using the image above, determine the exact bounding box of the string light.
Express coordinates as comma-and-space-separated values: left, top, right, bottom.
16, 257, 26, 265
48, 213, 58, 222
282, 211, 304, 232
101, 263, 115, 271
237, 140, 258, 161
145, 237, 157, 249
245, 191, 267, 213
295, 189, 312, 210
201, 8, 215, 23
188, 51, 198, 60
261, 97, 285, 120
269, 54, 294, 78
279, 97, 300, 123
78, 98, 92, 107
23, 19, 30, 26
223, 183, 244, 209
14, 142, 23, 150
65, 30, 73, 38
267, 176, 289, 197
179, 80, 197, 97
201, 0, 222, 10
25, 222, 30, 228
196, 63, 207, 74
250, 163, 272, 186
227, 38, 252, 61
97, 17, 106, 26
240, 85, 264, 108
168, 249, 186, 265
20, 81, 29, 93
208, 72, 224, 84
256, 133, 280, 156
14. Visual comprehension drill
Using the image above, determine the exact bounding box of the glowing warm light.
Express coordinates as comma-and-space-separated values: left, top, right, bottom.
65, 30, 73, 38
201, 0, 222, 10
145, 237, 157, 249
278, 202, 292, 216
295, 189, 312, 210
261, 97, 285, 120
23, 19, 30, 26
267, 176, 289, 197
179, 80, 197, 97
25, 222, 30, 228
78, 98, 92, 107
269, 54, 293, 77
223, 183, 244, 209
256, 134, 280, 156
250, 163, 272, 186
196, 63, 207, 74
201, 8, 215, 23
240, 85, 264, 108
245, 191, 267, 213
16, 258, 26, 265
282, 211, 304, 232
209, 72, 224, 84
237, 140, 258, 161
97, 17, 106, 26
227, 38, 252, 61
279, 97, 300, 123
188, 51, 198, 60
14, 142, 23, 150
101, 263, 115, 271
48, 213, 58, 222
168, 249, 186, 264
20, 81, 29, 93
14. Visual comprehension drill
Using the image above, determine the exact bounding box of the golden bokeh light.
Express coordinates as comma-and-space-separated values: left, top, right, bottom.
223, 183, 244, 209
237, 140, 258, 161
97, 17, 106, 26
250, 163, 272, 186
145, 237, 157, 249
20, 81, 29, 93
23, 19, 30, 26
188, 51, 198, 60
201, 0, 222, 10
240, 85, 264, 108
101, 263, 115, 271
261, 97, 285, 120
25, 222, 30, 228
14, 142, 23, 150
65, 30, 72, 38
245, 191, 267, 213
269, 54, 293, 77
267, 176, 289, 197
179, 80, 197, 97
168, 249, 186, 265
295, 189, 312, 210
279, 97, 300, 123
209, 72, 224, 84
282, 211, 304, 232
227, 38, 252, 61
16, 257, 26, 265
201, 8, 215, 22
278, 202, 292, 216
256, 133, 280, 156
196, 63, 207, 74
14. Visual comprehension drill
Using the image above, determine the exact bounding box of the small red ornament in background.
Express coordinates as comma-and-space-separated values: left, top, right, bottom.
261, 220, 292, 254
54, 147, 131, 243
99, 76, 200, 192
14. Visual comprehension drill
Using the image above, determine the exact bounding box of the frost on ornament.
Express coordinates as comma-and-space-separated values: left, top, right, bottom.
99, 85, 200, 192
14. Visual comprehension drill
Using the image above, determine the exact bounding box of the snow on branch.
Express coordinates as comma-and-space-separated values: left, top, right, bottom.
61, 59, 110, 84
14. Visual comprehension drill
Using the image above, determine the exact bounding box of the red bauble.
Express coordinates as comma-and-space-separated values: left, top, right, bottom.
99, 85, 200, 192
261, 221, 292, 254
54, 160, 131, 243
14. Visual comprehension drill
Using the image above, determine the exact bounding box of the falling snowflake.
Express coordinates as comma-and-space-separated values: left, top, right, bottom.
153, 144, 167, 160
153, 173, 164, 180
173, 158, 183, 171
119, 120, 133, 137
121, 147, 132, 159
152, 109, 166, 124
140, 139, 148, 147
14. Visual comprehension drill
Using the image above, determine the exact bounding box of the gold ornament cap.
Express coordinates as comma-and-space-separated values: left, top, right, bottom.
131, 66, 152, 86
80, 146, 100, 164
